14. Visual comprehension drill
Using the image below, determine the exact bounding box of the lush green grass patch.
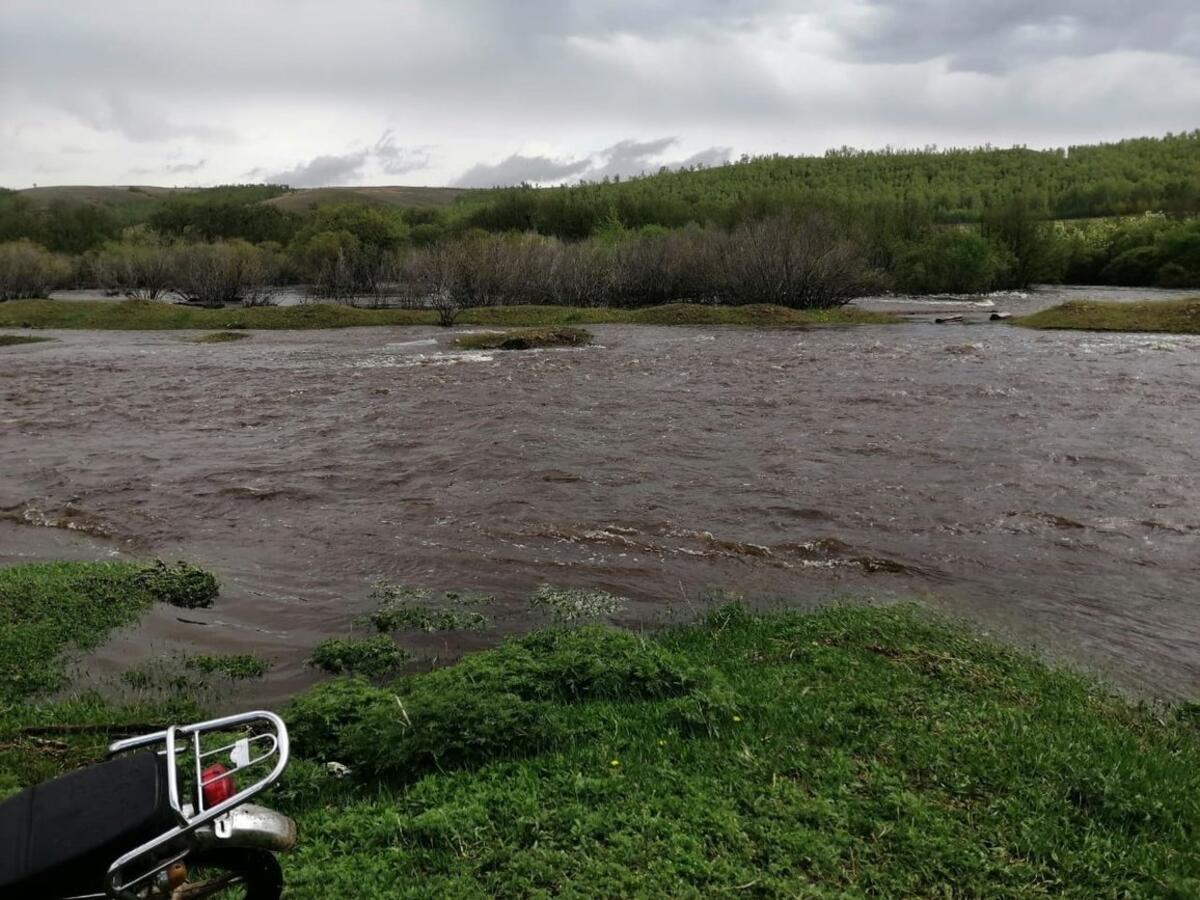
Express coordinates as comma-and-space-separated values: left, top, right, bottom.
185, 653, 270, 680
0, 560, 217, 702
274, 604, 1200, 898
455, 326, 593, 351
0, 299, 896, 331
192, 330, 253, 343
309, 635, 411, 678
1016, 297, 1200, 334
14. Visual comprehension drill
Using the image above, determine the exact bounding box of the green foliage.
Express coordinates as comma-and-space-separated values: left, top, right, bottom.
0, 561, 211, 702
289, 627, 716, 780
0, 299, 895, 330
454, 327, 593, 350
185, 653, 270, 680
134, 560, 219, 608
0, 240, 70, 300
1016, 298, 1200, 334
0, 334, 50, 346
309, 635, 411, 677
896, 228, 1013, 294
276, 606, 1200, 897
362, 583, 493, 633
529, 584, 627, 625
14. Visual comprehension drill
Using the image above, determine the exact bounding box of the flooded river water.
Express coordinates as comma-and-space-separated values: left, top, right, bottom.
3, 289, 1199, 702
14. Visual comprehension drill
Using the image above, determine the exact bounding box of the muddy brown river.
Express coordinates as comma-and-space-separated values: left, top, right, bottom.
3, 292, 1199, 702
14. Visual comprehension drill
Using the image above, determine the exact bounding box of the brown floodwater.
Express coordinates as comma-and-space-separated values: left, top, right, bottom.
2, 294, 1199, 703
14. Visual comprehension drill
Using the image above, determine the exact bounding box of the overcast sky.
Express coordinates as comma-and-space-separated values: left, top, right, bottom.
3, 1, 1199, 189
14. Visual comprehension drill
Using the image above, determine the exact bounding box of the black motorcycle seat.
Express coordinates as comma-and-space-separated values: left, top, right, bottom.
0, 751, 178, 896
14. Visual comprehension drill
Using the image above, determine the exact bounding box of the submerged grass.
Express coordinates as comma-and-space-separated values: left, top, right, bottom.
0, 299, 896, 331
2, 560, 1198, 897
0, 334, 51, 346
455, 326, 593, 350
192, 330, 253, 343
1017, 297, 1200, 334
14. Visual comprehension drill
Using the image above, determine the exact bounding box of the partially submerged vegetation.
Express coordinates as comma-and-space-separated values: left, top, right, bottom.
0, 333, 50, 346
455, 326, 592, 351
1017, 297, 1200, 334
0, 560, 218, 702
2, 560, 1199, 896
0, 299, 895, 330
309, 635, 411, 678
192, 330, 252, 343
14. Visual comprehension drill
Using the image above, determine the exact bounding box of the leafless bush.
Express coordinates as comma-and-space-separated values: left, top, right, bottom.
91, 240, 174, 300
0, 240, 70, 301
546, 242, 612, 307
172, 240, 278, 307
717, 213, 877, 308
608, 226, 717, 306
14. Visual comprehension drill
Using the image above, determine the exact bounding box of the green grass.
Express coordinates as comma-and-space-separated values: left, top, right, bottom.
1016, 298, 1200, 334
0, 561, 214, 702
309, 635, 412, 678
455, 326, 593, 351
185, 653, 270, 680
273, 605, 1200, 898
2, 561, 1198, 897
0, 334, 51, 346
0, 300, 896, 331
192, 330, 253, 343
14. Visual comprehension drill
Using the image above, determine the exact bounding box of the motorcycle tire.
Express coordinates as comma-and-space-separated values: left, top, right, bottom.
182, 848, 283, 900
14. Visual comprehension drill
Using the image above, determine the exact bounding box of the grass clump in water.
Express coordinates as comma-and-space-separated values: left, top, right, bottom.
1016, 297, 1200, 334
0, 334, 51, 346
362, 583, 493, 633
185, 653, 269, 680
134, 560, 219, 609
192, 330, 253, 343
529, 583, 627, 625
309, 635, 411, 678
455, 326, 593, 351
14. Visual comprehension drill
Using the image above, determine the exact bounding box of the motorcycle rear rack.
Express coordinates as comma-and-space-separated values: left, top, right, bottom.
98, 710, 290, 899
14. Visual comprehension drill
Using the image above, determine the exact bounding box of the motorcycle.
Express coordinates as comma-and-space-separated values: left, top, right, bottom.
0, 711, 296, 899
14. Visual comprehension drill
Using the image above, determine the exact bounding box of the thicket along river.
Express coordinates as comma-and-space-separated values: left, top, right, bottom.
2, 295, 1198, 702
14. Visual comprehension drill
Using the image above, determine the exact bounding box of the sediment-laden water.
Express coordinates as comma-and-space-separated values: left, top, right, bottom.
2, 296, 1199, 701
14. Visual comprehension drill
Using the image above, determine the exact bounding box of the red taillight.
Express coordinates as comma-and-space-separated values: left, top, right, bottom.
201, 764, 236, 808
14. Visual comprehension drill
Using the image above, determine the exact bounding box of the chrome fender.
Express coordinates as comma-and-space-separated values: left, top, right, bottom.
192, 803, 297, 853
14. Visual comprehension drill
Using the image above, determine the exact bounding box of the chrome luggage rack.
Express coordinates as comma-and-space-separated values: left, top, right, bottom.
99, 710, 290, 899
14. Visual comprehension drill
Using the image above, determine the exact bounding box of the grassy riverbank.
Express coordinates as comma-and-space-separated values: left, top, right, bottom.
1017, 298, 1200, 334
0, 299, 895, 331
2, 562, 1198, 896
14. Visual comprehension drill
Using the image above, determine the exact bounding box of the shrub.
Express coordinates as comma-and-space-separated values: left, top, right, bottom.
0, 240, 70, 300
90, 240, 174, 299
896, 229, 1012, 294
309, 635, 410, 677
172, 239, 279, 307
134, 560, 219, 608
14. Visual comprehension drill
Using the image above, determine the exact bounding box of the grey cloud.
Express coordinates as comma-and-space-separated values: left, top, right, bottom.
264, 151, 371, 187
454, 139, 736, 187
835, 1, 1200, 72
453, 153, 593, 188
374, 132, 432, 176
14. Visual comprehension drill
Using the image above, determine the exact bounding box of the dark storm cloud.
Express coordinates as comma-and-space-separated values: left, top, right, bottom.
838, 1, 1200, 72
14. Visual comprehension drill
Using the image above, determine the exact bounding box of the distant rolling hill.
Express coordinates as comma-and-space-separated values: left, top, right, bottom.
11, 184, 476, 211
264, 186, 475, 211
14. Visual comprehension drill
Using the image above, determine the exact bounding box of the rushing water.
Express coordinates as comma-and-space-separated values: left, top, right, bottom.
3, 295, 1199, 702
